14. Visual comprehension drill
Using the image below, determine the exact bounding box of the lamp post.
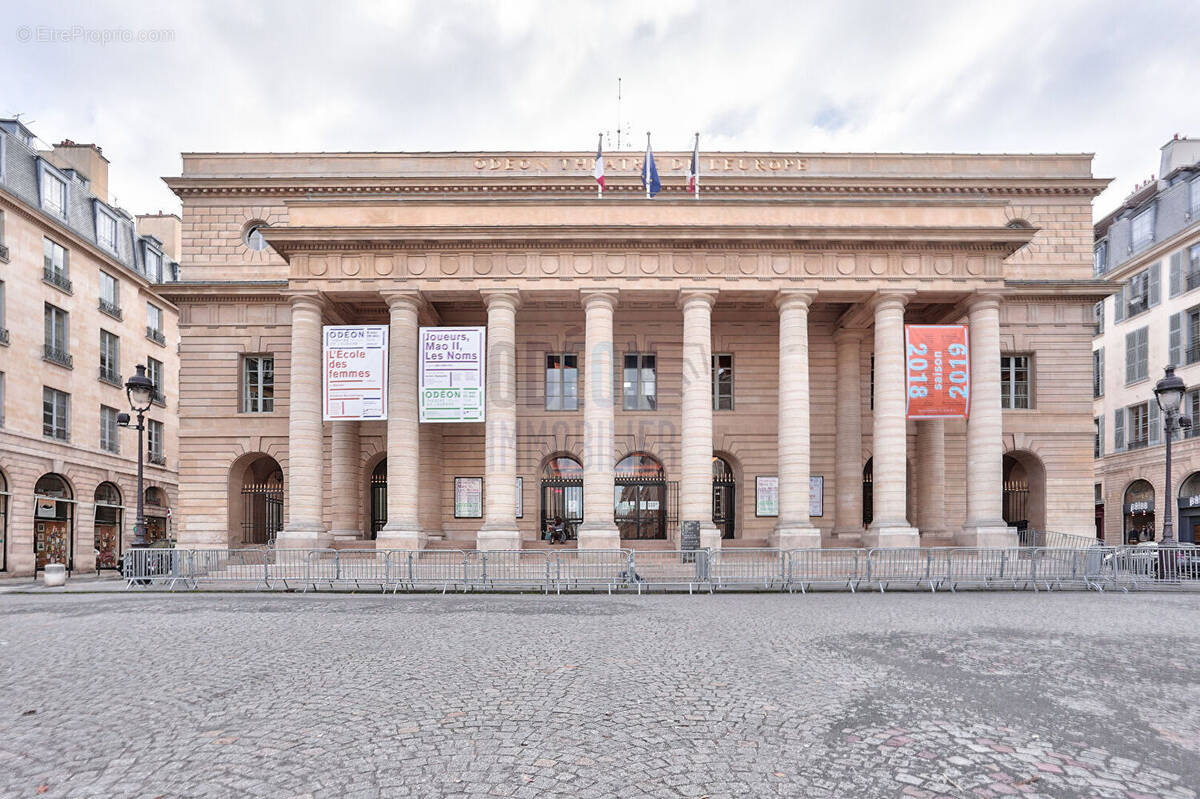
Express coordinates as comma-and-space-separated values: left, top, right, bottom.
118, 364, 156, 548
1154, 366, 1188, 577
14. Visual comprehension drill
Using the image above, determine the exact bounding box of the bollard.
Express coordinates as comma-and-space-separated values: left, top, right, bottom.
42, 563, 68, 587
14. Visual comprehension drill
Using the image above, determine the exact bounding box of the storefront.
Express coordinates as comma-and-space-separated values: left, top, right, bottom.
34, 473, 73, 571
1177, 472, 1200, 545
1123, 480, 1155, 544
93, 482, 123, 569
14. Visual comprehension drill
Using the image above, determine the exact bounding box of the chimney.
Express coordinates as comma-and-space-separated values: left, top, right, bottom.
136, 213, 182, 262
1159, 136, 1200, 178
44, 140, 110, 203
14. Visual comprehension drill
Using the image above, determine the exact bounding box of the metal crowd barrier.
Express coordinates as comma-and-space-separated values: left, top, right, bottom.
122, 545, 1200, 593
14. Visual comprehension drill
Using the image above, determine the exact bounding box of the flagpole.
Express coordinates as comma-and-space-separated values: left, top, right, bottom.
645, 131, 651, 200
693, 132, 700, 200
597, 132, 603, 199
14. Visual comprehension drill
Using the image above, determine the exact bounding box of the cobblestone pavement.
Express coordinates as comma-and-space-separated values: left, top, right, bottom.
0, 593, 1198, 798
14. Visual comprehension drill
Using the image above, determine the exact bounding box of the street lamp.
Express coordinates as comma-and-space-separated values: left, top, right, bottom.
1154, 366, 1190, 577
118, 363, 155, 548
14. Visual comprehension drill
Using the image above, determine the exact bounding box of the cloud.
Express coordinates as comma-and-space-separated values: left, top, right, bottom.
3, 0, 1197, 220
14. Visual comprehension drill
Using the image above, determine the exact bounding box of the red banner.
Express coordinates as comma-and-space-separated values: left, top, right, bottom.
905, 325, 970, 419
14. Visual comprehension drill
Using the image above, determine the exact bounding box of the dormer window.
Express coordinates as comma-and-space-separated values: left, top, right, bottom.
1093, 241, 1108, 276
95, 206, 118, 254
1191, 178, 1200, 218
143, 243, 163, 282
1131, 207, 1155, 252
39, 163, 68, 219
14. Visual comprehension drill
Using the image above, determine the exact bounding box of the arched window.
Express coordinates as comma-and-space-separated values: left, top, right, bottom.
94, 482, 122, 569
1123, 479, 1156, 544
34, 473, 72, 571
541, 456, 583, 541
615, 453, 664, 479
371, 459, 387, 539
145, 486, 165, 507
712, 456, 735, 539
236, 455, 284, 546
542, 456, 583, 480
615, 453, 665, 540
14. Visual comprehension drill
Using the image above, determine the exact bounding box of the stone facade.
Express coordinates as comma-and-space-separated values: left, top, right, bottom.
0, 120, 180, 575
164, 150, 1109, 549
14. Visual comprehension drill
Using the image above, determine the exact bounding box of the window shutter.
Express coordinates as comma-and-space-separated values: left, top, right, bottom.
1149, 262, 1161, 307
1171, 251, 1184, 296
1114, 284, 1126, 323
1099, 418, 1104, 456
1098, 348, 1104, 396
1149, 401, 1161, 445
1170, 312, 1182, 366
1114, 407, 1125, 451
1125, 332, 1136, 383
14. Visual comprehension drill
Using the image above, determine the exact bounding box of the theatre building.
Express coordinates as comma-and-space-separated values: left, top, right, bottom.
163, 149, 1108, 551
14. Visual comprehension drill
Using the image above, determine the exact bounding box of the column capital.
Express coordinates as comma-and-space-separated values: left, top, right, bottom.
868, 290, 915, 314
580, 288, 619, 311
677, 289, 718, 311
966, 291, 1004, 313
287, 292, 324, 312
381, 290, 424, 312
774, 289, 817, 311
481, 289, 522, 311
833, 327, 867, 344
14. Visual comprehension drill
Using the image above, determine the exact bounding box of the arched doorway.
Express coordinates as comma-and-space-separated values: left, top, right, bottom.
234, 455, 284, 545
1178, 472, 1200, 544
1123, 479, 1155, 543
144, 487, 168, 544
94, 482, 122, 569
615, 452, 666, 540
0, 469, 8, 572
370, 459, 387, 539
34, 473, 73, 571
1002, 457, 1029, 532
540, 455, 583, 541
862, 457, 914, 529
1003, 451, 1047, 546
712, 456, 735, 539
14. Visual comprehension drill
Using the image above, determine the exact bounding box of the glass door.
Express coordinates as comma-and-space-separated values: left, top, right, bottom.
616, 483, 665, 540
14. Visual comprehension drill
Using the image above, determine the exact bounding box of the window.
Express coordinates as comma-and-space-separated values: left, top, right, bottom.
241, 355, 275, 413
1125, 327, 1149, 384
147, 419, 164, 463
146, 302, 164, 344
40, 166, 67, 217
99, 271, 121, 318
245, 223, 269, 251
1093, 349, 1104, 398
1186, 390, 1200, 439
1127, 402, 1151, 450
100, 405, 120, 453
0, 372, 4, 427
1131, 207, 1155, 251
43, 304, 70, 367
1094, 418, 1103, 459
42, 387, 69, 440
42, 238, 70, 291
99, 330, 120, 385
712, 353, 733, 410
1093, 241, 1108, 275
1125, 267, 1158, 318
0, 209, 6, 258
1000, 354, 1031, 410
147, 357, 164, 404
143, 245, 163, 282
544, 353, 578, 411
622, 353, 656, 410
96, 208, 117, 253
1093, 301, 1104, 336
0, 280, 6, 343
1191, 179, 1200, 218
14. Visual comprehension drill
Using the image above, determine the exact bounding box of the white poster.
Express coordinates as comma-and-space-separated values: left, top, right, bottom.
420, 327, 486, 422
516, 477, 523, 519
810, 476, 824, 518
756, 476, 779, 517
454, 477, 483, 518
323, 326, 388, 421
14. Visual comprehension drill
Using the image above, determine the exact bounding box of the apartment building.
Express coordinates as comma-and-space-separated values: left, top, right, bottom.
0, 119, 180, 575
1093, 136, 1200, 543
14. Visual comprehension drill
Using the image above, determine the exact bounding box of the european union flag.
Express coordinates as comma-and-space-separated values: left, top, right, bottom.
642, 136, 661, 198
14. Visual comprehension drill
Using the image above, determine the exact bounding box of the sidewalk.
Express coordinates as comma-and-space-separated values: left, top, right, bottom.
0, 571, 128, 594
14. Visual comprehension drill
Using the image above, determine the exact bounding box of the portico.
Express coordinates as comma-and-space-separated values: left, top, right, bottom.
162, 150, 1110, 550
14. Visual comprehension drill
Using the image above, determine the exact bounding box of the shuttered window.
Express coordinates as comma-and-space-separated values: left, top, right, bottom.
1093, 349, 1104, 398
1125, 327, 1149, 384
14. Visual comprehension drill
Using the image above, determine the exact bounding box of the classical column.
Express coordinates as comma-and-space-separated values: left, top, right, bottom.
329, 421, 361, 543
577, 290, 620, 549
916, 420, 948, 541
277, 294, 325, 547
376, 293, 424, 550
478, 290, 522, 550
679, 290, 722, 549
864, 292, 920, 547
960, 293, 1016, 546
771, 291, 822, 549
832, 328, 865, 541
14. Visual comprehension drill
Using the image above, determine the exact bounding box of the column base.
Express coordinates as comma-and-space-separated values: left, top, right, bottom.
831, 526, 865, 547
276, 523, 324, 549
576, 523, 621, 550
957, 523, 1018, 548
770, 525, 822, 550
476, 526, 522, 551
699, 524, 723, 551
863, 524, 921, 548
329, 528, 361, 544
375, 524, 425, 551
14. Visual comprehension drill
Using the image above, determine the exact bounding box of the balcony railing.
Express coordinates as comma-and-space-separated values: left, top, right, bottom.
151, 388, 167, 407
1186, 271, 1200, 293
1126, 297, 1149, 318
43, 268, 73, 294
99, 368, 123, 387
146, 327, 166, 346
99, 299, 123, 321
44, 345, 73, 369
0, 243, 9, 261
1186, 345, 1200, 366
1126, 437, 1150, 451
43, 425, 68, 441
148, 453, 167, 466
0, 328, 8, 346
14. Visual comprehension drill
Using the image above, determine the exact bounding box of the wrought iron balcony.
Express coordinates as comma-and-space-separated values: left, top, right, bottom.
0, 243, 8, 261
0, 328, 8, 346
1187, 271, 1200, 293
1126, 437, 1150, 451
99, 368, 123, 387
44, 345, 73, 369
43, 267, 73, 293
146, 326, 166, 345
99, 299, 123, 321
148, 453, 167, 466
151, 388, 167, 407
43, 425, 68, 441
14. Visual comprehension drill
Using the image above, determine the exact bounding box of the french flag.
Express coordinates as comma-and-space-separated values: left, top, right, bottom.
687, 132, 700, 198
594, 133, 605, 196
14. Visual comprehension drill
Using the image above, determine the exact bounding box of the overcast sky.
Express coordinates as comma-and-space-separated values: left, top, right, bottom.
3, 0, 1197, 220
